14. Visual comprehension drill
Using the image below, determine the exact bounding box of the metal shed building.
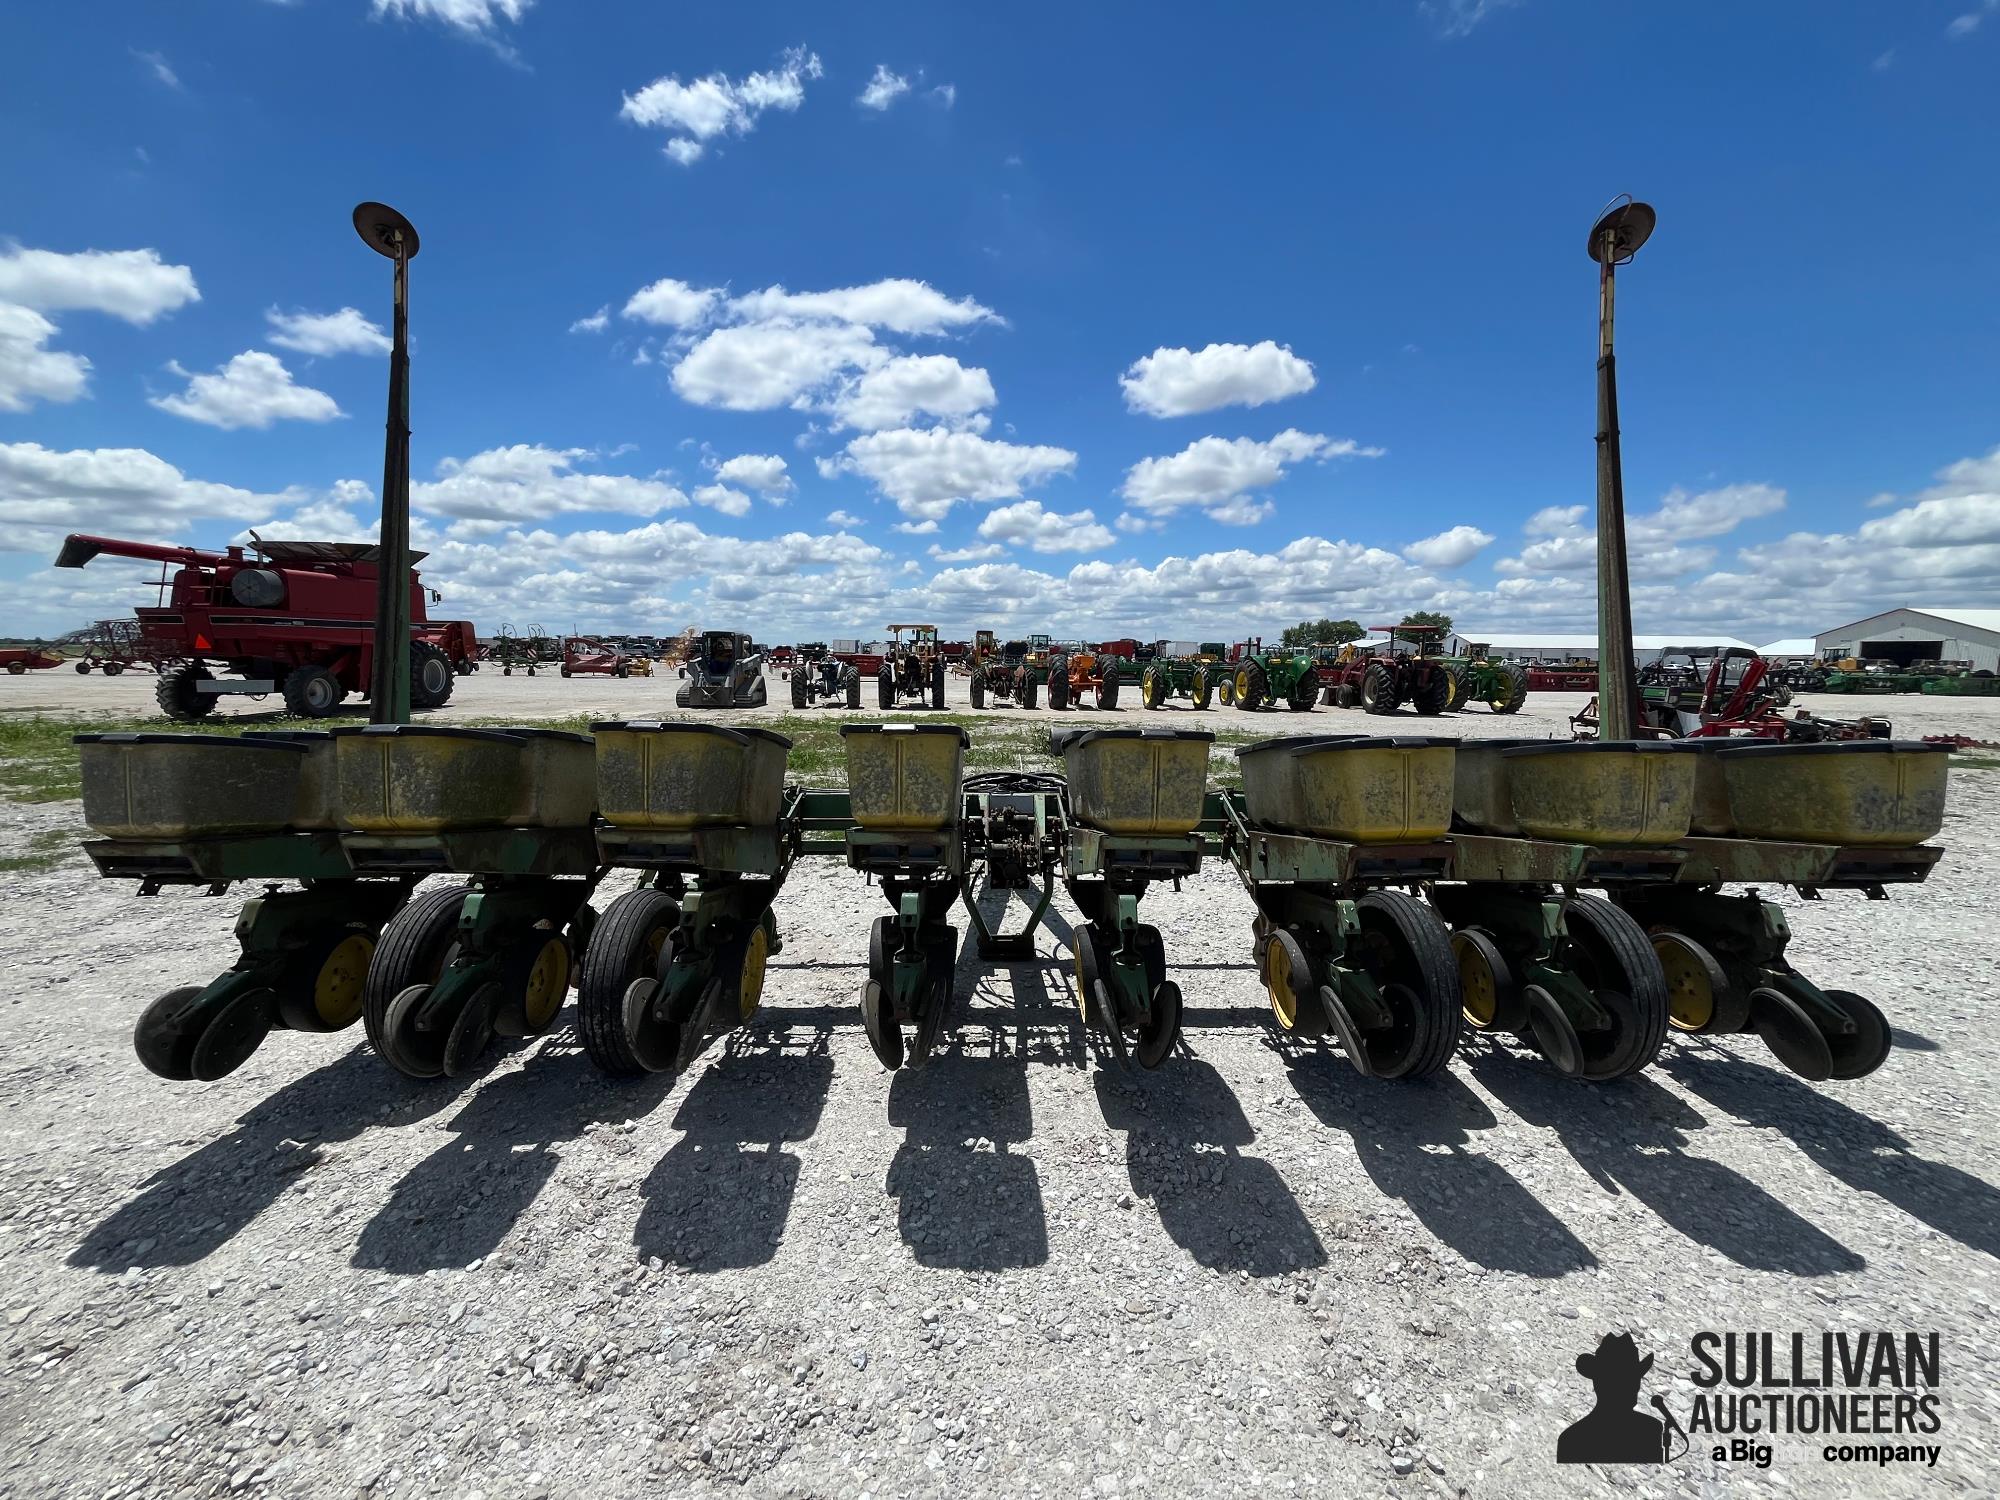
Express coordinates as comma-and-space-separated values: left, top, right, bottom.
1813, 608, 2000, 673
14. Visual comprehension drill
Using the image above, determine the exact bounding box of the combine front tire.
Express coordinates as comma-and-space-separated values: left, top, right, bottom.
282, 665, 344, 718
410, 642, 454, 709
156, 663, 216, 721
1360, 662, 1400, 715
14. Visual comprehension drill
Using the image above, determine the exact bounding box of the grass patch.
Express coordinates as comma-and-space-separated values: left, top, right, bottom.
1949, 753, 2000, 772
0, 829, 75, 875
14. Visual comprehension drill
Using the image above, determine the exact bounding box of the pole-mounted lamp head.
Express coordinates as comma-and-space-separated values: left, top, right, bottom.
1587, 197, 1655, 266
352, 201, 421, 261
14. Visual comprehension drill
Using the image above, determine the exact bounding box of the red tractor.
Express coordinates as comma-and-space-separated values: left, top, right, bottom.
1318, 625, 1458, 715
54, 534, 475, 720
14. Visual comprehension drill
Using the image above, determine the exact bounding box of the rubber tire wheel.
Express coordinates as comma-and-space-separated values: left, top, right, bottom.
1048, 665, 1069, 710
1336, 683, 1361, 709
1413, 667, 1452, 716
1353, 890, 1462, 1078
362, 883, 471, 1063
861, 980, 905, 1070
1190, 669, 1212, 709
970, 672, 986, 709
156, 663, 216, 720
410, 641, 454, 709
867, 914, 894, 989
1235, 662, 1265, 711
1265, 928, 1327, 1038
1819, 988, 1893, 1080
1560, 895, 1670, 1081
576, 890, 679, 1076
134, 985, 210, 1080
844, 667, 862, 708
792, 669, 809, 708
75, 661, 90, 674
190, 987, 276, 1082
104, 662, 125, 675
1452, 927, 1522, 1032
1099, 672, 1119, 710
1287, 683, 1315, 712
282, 664, 343, 718
1491, 663, 1528, 714
878, 667, 894, 709
1361, 662, 1399, 715
931, 660, 947, 711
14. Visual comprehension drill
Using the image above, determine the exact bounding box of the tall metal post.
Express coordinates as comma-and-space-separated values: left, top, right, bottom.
1586, 199, 1655, 741
354, 202, 421, 725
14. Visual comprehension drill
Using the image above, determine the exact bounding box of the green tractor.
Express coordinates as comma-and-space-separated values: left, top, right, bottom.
1443, 640, 1530, 715
1140, 641, 1226, 709
1216, 638, 1320, 713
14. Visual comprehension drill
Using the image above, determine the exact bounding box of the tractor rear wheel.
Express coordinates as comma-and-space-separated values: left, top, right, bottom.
282, 664, 344, 718
1442, 665, 1468, 712
1360, 662, 1399, 714
1489, 663, 1528, 714
1234, 661, 1266, 711
1191, 668, 1213, 709
791, 668, 808, 708
1022, 671, 1038, 709
931, 659, 946, 711
844, 666, 862, 708
1286, 673, 1316, 712
878, 666, 894, 709
1048, 663, 1070, 710
969, 670, 986, 709
1099, 672, 1120, 710
1142, 666, 1166, 710
410, 642, 454, 709
156, 663, 216, 720
1413, 666, 1452, 715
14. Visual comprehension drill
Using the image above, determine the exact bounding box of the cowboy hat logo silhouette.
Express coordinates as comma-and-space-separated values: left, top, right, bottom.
1558, 1333, 1683, 1464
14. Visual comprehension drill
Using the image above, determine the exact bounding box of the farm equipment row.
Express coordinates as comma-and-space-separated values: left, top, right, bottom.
77, 723, 1943, 1097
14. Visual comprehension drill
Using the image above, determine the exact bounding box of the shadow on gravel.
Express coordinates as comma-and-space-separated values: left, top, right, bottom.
1283, 1046, 1597, 1277
1662, 1052, 2000, 1260
352, 1032, 677, 1274
1889, 1028, 1940, 1053
1469, 1050, 1865, 1275
884, 1025, 1049, 1269
632, 1022, 835, 1271
72, 1046, 476, 1271
1094, 1058, 1327, 1278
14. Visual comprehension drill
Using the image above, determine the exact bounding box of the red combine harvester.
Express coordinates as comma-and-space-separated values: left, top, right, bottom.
54, 534, 477, 720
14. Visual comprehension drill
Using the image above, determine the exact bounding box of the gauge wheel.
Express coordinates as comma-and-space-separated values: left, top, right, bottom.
363, 884, 471, 1062
1819, 988, 1893, 1081
1561, 896, 1670, 1081
276, 930, 376, 1033
1652, 930, 1741, 1034
1452, 927, 1522, 1032
134, 985, 212, 1081
1263, 928, 1328, 1038
578, 887, 681, 1076
1350, 890, 1461, 1077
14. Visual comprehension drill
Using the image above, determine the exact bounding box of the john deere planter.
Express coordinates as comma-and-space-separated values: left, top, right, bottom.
577, 723, 797, 1077
77, 730, 416, 1081
338, 726, 601, 1080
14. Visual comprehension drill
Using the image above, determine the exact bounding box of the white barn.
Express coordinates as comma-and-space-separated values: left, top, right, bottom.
1813, 608, 2000, 673
1448, 632, 1759, 664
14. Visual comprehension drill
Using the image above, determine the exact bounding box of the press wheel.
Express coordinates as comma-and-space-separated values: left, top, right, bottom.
1820, 988, 1893, 1081
1560, 896, 1669, 1081
1074, 925, 1114, 1033
1451, 928, 1521, 1032
908, 928, 956, 1066
442, 982, 501, 1078
1751, 986, 1833, 1082
277, 930, 375, 1033
860, 979, 905, 1070
134, 985, 211, 1081
1653, 931, 1740, 1034
1263, 929, 1327, 1038
190, 987, 275, 1082
380, 984, 448, 1079
1351, 890, 1461, 1078
1135, 981, 1181, 1069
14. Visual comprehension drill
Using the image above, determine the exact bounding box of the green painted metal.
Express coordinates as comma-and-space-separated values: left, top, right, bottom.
341, 826, 600, 877
84, 830, 354, 886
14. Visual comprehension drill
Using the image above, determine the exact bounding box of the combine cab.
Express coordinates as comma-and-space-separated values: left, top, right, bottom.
966, 630, 1040, 709
789, 642, 862, 708
877, 624, 947, 710
53, 533, 470, 719
676, 631, 767, 708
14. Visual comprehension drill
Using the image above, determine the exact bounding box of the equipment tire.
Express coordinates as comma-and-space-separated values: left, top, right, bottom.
578, 887, 681, 1076
1361, 662, 1400, 715
878, 666, 894, 709
792, 668, 808, 708
1561, 895, 1669, 1081
1099, 672, 1119, 710
1353, 889, 1462, 1078
362, 883, 470, 1063
1191, 668, 1213, 710
1048, 663, 1069, 710
845, 666, 862, 708
410, 641, 454, 709
282, 664, 344, 718
156, 662, 216, 720
1234, 662, 1265, 711
1413, 666, 1452, 716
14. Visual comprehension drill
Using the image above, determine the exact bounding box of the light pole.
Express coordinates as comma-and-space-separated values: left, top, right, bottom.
1587, 197, 1655, 741
354, 201, 420, 725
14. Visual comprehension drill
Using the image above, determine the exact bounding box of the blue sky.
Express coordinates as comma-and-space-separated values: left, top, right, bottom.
3, 0, 1997, 643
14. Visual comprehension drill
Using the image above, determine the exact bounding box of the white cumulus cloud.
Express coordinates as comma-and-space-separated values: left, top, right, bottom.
413, 445, 690, 524
977, 500, 1116, 554
712, 453, 794, 496
1121, 429, 1381, 516
0, 304, 91, 412
620, 46, 822, 164
373, 0, 532, 44
1119, 340, 1316, 418
671, 319, 881, 411
831, 354, 995, 431
265, 306, 391, 356
0, 244, 199, 325
825, 508, 865, 529
0, 441, 292, 548
692, 484, 753, 517
727, 279, 1000, 336
149, 351, 342, 430
1402, 524, 1495, 569
622, 278, 721, 328
826, 427, 1077, 523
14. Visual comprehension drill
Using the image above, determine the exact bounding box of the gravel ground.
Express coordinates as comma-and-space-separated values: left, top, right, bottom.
1, 683, 1996, 1499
